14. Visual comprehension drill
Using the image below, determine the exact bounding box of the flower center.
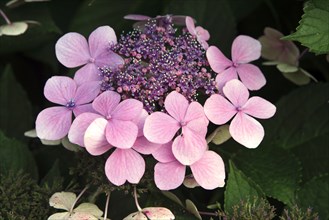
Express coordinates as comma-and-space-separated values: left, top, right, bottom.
89, 57, 95, 63
66, 99, 76, 109
106, 114, 112, 120
180, 120, 187, 126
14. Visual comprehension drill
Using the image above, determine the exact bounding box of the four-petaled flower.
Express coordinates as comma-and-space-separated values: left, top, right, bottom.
185, 16, 210, 49
204, 79, 276, 148
36, 76, 100, 140
55, 26, 124, 85
144, 91, 209, 165
206, 35, 266, 91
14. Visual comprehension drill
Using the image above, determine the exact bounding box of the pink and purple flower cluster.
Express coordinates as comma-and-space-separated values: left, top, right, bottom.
35, 15, 276, 190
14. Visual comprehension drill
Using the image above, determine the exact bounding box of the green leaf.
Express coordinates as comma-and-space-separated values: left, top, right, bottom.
163, 0, 236, 54
264, 83, 329, 149
0, 130, 38, 179
232, 147, 301, 206
0, 65, 33, 141
224, 161, 262, 213
297, 174, 329, 219
283, 0, 329, 54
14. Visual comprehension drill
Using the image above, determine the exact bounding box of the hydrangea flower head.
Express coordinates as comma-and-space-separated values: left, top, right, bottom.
204, 79, 276, 148
206, 35, 266, 91
36, 76, 99, 140
55, 26, 124, 85
100, 16, 216, 112
144, 91, 209, 165
185, 16, 210, 49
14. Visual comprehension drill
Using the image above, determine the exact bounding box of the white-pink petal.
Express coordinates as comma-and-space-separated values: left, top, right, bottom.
133, 109, 148, 137
154, 161, 186, 190
133, 136, 161, 155
92, 91, 121, 117
223, 79, 249, 107
230, 112, 264, 148
55, 32, 90, 68
74, 81, 100, 105
185, 16, 196, 36
73, 63, 102, 86
206, 46, 232, 73
143, 112, 180, 144
105, 119, 138, 149
237, 63, 266, 91
190, 151, 226, 189
231, 35, 261, 64
36, 107, 72, 140
88, 26, 117, 59
94, 51, 124, 69
242, 97, 276, 119
84, 118, 112, 155
215, 67, 238, 92
73, 103, 95, 117
164, 91, 189, 122
44, 76, 77, 105
68, 112, 101, 147
184, 102, 209, 135
204, 94, 236, 125
111, 99, 143, 121
105, 148, 145, 186
172, 128, 207, 165
152, 141, 175, 163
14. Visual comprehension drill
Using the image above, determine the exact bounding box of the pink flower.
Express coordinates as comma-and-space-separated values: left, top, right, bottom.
69, 91, 150, 186
204, 79, 276, 148
35, 76, 100, 140
55, 26, 124, 85
143, 91, 209, 165
206, 35, 266, 91
185, 16, 210, 49
152, 142, 225, 190
258, 27, 300, 66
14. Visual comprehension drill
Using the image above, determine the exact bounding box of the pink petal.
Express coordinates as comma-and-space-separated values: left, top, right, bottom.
152, 141, 175, 163
242, 97, 276, 119
84, 118, 112, 155
223, 79, 249, 107
36, 107, 72, 140
206, 46, 232, 73
154, 161, 186, 190
44, 76, 77, 105
190, 151, 226, 189
143, 112, 180, 144
92, 91, 121, 117
231, 35, 261, 63
185, 16, 196, 36
68, 112, 101, 147
143, 207, 175, 220
112, 99, 143, 121
69, 213, 98, 220
124, 14, 151, 21
106, 119, 138, 148
73, 63, 102, 86
133, 109, 149, 137
105, 148, 145, 185
204, 94, 236, 125
88, 26, 117, 59
230, 112, 264, 148
184, 102, 209, 135
74, 81, 100, 105
237, 64, 266, 90
215, 67, 238, 92
95, 51, 124, 69
195, 26, 210, 41
73, 103, 95, 117
172, 128, 207, 165
133, 136, 161, 155
55, 32, 90, 68
164, 91, 189, 122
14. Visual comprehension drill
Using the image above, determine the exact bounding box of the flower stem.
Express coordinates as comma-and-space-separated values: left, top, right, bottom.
70, 186, 89, 213
198, 211, 219, 216
133, 185, 142, 212
104, 192, 110, 220
0, 9, 11, 24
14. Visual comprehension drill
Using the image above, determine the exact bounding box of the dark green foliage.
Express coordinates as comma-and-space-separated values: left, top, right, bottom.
0, 170, 62, 220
